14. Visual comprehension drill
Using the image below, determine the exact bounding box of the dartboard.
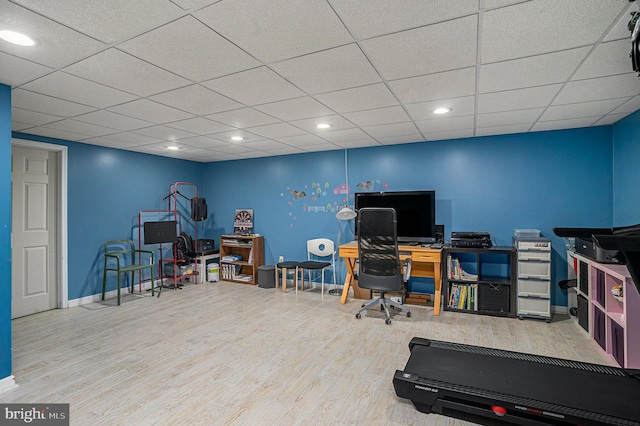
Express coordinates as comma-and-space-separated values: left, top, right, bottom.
235, 209, 253, 226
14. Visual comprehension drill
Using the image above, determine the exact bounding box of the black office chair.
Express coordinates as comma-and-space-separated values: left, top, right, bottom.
355, 207, 411, 324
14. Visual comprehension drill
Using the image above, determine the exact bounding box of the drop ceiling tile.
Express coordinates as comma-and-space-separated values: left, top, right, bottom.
361, 15, 477, 80
300, 143, 342, 152
64, 48, 190, 97
207, 130, 265, 144
46, 119, 119, 138
362, 122, 419, 138
333, 139, 380, 149
482, 0, 627, 63
21, 72, 137, 108
206, 108, 280, 128
12, 108, 63, 126
593, 113, 631, 126
479, 47, 590, 93
255, 97, 335, 121
0, 2, 106, 68
573, 39, 632, 80
248, 123, 308, 139
314, 83, 399, 113
331, 0, 479, 39
262, 146, 306, 156
108, 99, 194, 123
11, 0, 184, 44
195, 0, 353, 63
289, 115, 355, 133
212, 144, 256, 155
405, 96, 476, 120
389, 68, 476, 104
118, 16, 260, 82
319, 128, 372, 143
12, 89, 96, 117
604, 2, 637, 41
202, 67, 305, 106
166, 117, 235, 135
241, 140, 291, 151
151, 84, 243, 116
277, 134, 329, 147
78, 137, 137, 149
74, 110, 153, 131
475, 123, 531, 137
85, 131, 159, 145
171, 0, 220, 10
484, 0, 528, 8
0, 52, 51, 86
415, 115, 475, 134
612, 96, 640, 114
12, 121, 33, 132
376, 134, 424, 145
133, 125, 197, 141
531, 116, 601, 132
553, 73, 640, 105
343, 106, 411, 126
271, 44, 381, 94
423, 128, 474, 141
478, 85, 562, 114
540, 98, 628, 122
477, 108, 544, 127
24, 126, 92, 141
173, 136, 229, 149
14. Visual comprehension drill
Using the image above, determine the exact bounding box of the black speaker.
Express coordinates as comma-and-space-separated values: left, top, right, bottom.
435, 224, 444, 243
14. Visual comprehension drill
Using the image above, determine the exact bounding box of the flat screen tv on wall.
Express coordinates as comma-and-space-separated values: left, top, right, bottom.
354, 190, 436, 244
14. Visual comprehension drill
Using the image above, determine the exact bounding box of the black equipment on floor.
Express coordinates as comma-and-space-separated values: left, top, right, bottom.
393, 337, 640, 425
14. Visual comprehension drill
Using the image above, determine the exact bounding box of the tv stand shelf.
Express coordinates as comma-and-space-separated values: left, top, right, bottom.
219, 235, 264, 285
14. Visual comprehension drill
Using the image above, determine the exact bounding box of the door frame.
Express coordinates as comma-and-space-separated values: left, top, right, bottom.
11, 138, 68, 309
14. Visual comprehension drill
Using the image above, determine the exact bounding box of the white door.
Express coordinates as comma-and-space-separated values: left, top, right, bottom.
11, 146, 58, 318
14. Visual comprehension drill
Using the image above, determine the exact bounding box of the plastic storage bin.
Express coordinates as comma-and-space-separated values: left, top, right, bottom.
514, 229, 541, 238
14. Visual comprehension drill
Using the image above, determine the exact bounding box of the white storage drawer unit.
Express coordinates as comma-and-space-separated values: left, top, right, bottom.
513, 235, 551, 322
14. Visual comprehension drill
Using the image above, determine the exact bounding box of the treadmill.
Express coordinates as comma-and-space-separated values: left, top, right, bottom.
394, 225, 640, 425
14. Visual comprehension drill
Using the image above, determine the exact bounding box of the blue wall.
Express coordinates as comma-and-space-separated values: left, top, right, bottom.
0, 85, 12, 382
203, 126, 614, 305
12, 133, 206, 300
612, 110, 640, 226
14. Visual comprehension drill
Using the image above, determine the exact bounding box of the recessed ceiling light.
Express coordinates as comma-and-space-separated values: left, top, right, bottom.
231, 136, 244, 141
0, 30, 35, 46
316, 123, 331, 129
166, 145, 180, 151
432, 107, 452, 115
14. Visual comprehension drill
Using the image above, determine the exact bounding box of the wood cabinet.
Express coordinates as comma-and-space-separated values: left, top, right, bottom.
219, 235, 264, 285
443, 246, 517, 317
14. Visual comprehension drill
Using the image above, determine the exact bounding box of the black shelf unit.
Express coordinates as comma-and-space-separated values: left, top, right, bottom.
443, 246, 517, 317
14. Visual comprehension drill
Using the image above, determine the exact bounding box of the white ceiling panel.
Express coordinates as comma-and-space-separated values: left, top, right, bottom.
343, 106, 412, 127
361, 15, 477, 80
206, 108, 280, 128
477, 108, 545, 128
390, 68, 477, 104
405, 96, 476, 121
21, 72, 137, 108
150, 84, 243, 116
12, 89, 96, 117
195, 0, 353, 63
64, 48, 190, 97
202, 67, 305, 106
314, 83, 399, 114
479, 48, 591, 94
482, 0, 628, 63
11, 0, 185, 44
0, 52, 51, 86
330, 0, 479, 39
4, 0, 640, 161
255, 97, 335, 121
108, 99, 194, 123
271, 44, 381, 94
119, 16, 260, 82
0, 2, 105, 68
478, 85, 562, 114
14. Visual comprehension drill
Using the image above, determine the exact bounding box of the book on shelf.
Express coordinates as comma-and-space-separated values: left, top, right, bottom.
448, 283, 478, 311
447, 255, 478, 281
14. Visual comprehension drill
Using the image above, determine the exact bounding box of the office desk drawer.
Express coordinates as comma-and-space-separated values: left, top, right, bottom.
411, 250, 441, 263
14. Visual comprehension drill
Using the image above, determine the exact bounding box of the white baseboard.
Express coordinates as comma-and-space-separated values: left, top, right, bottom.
0, 375, 18, 394
68, 280, 159, 307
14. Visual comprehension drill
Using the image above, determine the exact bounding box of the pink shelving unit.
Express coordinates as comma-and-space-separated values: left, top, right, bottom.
589, 261, 640, 369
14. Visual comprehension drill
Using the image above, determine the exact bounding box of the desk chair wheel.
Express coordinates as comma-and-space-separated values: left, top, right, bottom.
355, 313, 361, 319
385, 318, 391, 325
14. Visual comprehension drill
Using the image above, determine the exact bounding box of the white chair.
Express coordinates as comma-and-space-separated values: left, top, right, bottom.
296, 238, 336, 298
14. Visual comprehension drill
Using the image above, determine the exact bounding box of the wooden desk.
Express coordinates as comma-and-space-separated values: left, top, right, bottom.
338, 241, 443, 315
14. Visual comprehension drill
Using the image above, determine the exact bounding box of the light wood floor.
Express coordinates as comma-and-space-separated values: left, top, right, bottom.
2, 280, 609, 425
